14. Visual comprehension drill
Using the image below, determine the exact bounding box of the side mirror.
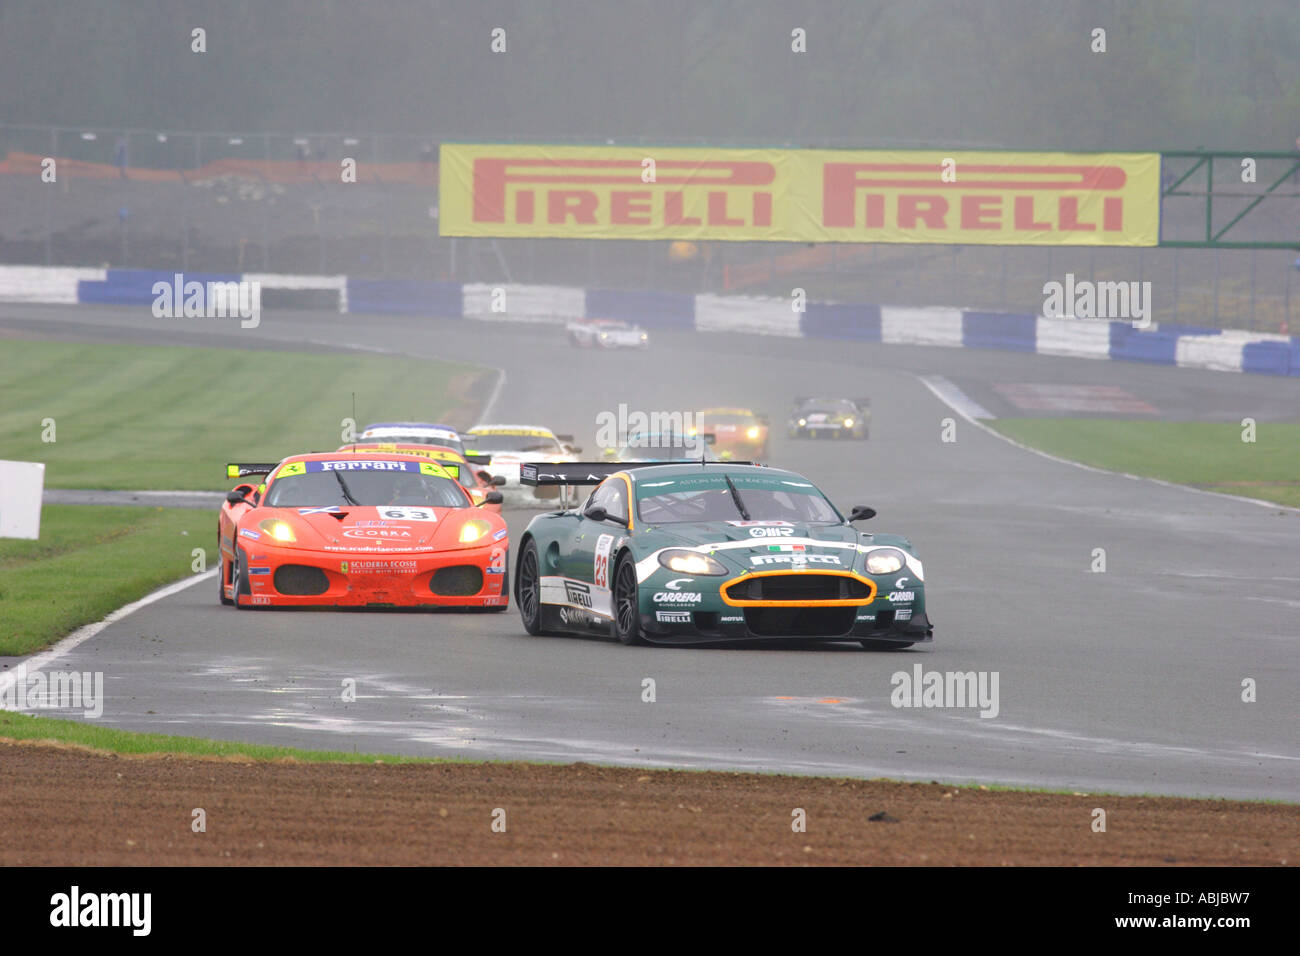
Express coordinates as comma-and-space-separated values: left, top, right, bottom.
226, 490, 250, 504
848, 505, 876, 522
567, 445, 583, 454
583, 505, 608, 522
492, 474, 507, 486
482, 491, 504, 505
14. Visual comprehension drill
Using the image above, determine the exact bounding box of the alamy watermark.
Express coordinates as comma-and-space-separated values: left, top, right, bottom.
890, 665, 999, 718
1043, 272, 1152, 329
0, 665, 104, 718
152, 273, 261, 329
595, 403, 703, 449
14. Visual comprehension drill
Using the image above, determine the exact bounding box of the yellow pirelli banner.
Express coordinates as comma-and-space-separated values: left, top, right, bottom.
439, 144, 1160, 246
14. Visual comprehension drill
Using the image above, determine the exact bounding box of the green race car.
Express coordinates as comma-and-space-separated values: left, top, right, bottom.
513, 461, 932, 648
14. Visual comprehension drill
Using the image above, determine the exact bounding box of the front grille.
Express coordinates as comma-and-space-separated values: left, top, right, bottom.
724, 573, 870, 603
274, 565, 329, 596
430, 565, 483, 596
743, 606, 857, 637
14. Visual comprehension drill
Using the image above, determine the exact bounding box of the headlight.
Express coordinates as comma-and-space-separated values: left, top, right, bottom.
640, 333, 648, 341
658, 549, 728, 576
746, 426, 760, 439
797, 418, 807, 427
865, 548, 906, 575
258, 518, 296, 543
459, 519, 491, 544
843, 417, 855, 428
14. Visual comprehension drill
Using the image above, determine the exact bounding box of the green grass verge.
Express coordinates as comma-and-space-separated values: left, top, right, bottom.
0, 505, 217, 656
2, 712, 1287, 801
0, 712, 440, 763
0, 339, 483, 490
989, 418, 1300, 508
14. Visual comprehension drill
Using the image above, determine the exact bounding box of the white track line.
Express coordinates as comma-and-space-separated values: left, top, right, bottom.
917, 373, 1300, 514
0, 571, 215, 690
478, 367, 507, 422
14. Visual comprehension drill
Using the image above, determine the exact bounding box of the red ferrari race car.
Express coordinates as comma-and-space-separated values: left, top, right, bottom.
218, 451, 508, 610
336, 442, 507, 514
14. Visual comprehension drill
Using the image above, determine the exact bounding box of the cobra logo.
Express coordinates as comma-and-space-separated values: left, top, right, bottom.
343, 528, 413, 538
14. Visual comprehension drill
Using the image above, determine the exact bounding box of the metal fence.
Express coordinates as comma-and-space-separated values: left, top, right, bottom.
2, 123, 1297, 330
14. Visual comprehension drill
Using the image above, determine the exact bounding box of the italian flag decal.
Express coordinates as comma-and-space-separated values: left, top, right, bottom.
767, 544, 806, 552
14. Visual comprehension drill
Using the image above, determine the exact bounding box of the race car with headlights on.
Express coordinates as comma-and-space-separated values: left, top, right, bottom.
336, 442, 506, 514
512, 461, 931, 648
463, 424, 583, 508
787, 397, 870, 440
694, 407, 770, 460
566, 318, 649, 349
218, 452, 508, 609
356, 422, 466, 455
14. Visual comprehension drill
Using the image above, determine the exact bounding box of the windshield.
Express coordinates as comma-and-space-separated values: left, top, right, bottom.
800, 401, 855, 416
618, 439, 714, 461
264, 460, 469, 508
636, 473, 840, 524
468, 432, 563, 454
359, 431, 464, 452
703, 413, 757, 425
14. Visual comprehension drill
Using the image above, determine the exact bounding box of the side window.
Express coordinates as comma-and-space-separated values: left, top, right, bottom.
588, 478, 628, 523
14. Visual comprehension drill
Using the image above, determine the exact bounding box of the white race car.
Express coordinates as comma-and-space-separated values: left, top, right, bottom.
463, 424, 582, 508
355, 421, 466, 455
566, 318, 649, 349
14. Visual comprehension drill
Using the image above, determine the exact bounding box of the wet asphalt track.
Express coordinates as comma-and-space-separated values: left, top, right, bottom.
4, 303, 1299, 799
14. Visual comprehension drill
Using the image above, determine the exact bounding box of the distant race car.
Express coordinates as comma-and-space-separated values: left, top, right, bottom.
218, 451, 508, 609
356, 422, 465, 455
566, 318, 649, 349
336, 442, 506, 514
787, 397, 870, 440
463, 424, 583, 508
602, 430, 717, 462
694, 407, 770, 460
513, 461, 931, 648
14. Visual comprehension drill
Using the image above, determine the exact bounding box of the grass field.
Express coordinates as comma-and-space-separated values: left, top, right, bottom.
0, 505, 216, 655
990, 419, 1300, 508
0, 339, 485, 490
0, 712, 438, 763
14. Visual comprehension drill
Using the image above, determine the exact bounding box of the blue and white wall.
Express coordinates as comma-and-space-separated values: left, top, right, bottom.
2, 264, 1297, 376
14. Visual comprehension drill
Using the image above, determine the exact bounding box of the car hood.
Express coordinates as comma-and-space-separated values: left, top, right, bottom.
242, 505, 489, 552
637, 520, 866, 570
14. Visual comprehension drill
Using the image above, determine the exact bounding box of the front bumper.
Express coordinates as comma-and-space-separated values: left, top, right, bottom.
638, 568, 929, 644
235, 541, 509, 608
638, 605, 931, 645
789, 423, 865, 438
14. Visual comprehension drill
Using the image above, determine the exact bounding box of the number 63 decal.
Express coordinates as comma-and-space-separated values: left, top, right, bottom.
379, 507, 438, 521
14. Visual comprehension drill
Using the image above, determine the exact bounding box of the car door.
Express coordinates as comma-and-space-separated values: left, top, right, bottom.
559, 476, 630, 625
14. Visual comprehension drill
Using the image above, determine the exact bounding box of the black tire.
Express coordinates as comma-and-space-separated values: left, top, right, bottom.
612, 553, 645, 646
516, 540, 547, 634
859, 639, 913, 650
233, 545, 253, 609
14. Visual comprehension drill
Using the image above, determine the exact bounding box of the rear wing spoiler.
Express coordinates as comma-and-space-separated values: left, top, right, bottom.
521, 460, 754, 486
227, 463, 279, 480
